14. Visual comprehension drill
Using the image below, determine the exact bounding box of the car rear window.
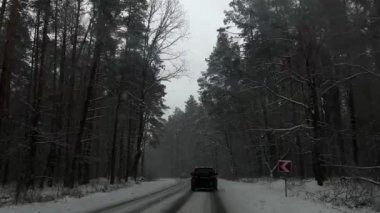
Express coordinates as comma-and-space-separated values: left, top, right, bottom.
194, 168, 215, 174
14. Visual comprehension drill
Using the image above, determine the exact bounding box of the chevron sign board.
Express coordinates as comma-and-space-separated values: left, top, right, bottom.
278, 160, 292, 173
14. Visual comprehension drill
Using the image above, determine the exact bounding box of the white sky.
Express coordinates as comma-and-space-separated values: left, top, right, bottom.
163, 0, 231, 115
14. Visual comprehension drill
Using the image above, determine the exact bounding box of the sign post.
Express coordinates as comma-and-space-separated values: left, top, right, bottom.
278, 160, 292, 197
285, 177, 287, 197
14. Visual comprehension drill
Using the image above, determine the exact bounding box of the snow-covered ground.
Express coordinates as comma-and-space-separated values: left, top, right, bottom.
218, 179, 375, 213
0, 179, 177, 213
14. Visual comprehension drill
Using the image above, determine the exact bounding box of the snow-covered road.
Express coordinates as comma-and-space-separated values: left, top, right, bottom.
0, 179, 375, 213
175, 191, 226, 213
93, 181, 227, 213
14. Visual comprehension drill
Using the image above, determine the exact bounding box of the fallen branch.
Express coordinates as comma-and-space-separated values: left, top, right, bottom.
322, 164, 380, 170
341, 177, 380, 187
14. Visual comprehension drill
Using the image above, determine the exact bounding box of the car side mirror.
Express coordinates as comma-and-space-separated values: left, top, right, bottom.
190, 172, 194, 176
215, 172, 218, 176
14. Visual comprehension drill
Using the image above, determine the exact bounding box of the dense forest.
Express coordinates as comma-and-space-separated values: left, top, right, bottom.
1, 0, 380, 201
147, 0, 380, 187
0, 0, 186, 196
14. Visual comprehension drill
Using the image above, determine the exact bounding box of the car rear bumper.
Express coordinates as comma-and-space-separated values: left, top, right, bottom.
191, 178, 217, 189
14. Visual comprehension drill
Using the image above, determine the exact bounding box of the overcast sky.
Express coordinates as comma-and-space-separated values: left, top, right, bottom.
163, 0, 231, 115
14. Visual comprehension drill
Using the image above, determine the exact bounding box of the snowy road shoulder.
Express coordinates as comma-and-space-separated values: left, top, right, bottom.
217, 179, 375, 213
0, 179, 178, 213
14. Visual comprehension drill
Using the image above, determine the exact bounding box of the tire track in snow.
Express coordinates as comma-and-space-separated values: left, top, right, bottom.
89, 180, 186, 213
127, 183, 189, 213
211, 191, 227, 213
160, 189, 192, 213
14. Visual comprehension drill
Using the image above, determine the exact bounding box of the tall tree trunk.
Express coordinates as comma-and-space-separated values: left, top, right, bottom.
295, 135, 305, 178
132, 60, 147, 181
370, 0, 380, 72
261, 98, 275, 175
132, 108, 145, 181
307, 55, 325, 186
0, 0, 7, 32
125, 107, 134, 181
64, 0, 81, 186
140, 140, 146, 177
0, 0, 18, 140
29, 0, 50, 188
65, 0, 81, 132
26, 5, 41, 189
70, 43, 101, 186
0, 0, 19, 186
42, 0, 60, 187
292, 98, 305, 178
348, 85, 358, 165
60, 0, 70, 186
334, 86, 346, 174
70, 0, 104, 186
52, 0, 60, 183
291, 88, 305, 178
78, 18, 93, 59
223, 124, 237, 178
118, 128, 124, 182
110, 92, 122, 184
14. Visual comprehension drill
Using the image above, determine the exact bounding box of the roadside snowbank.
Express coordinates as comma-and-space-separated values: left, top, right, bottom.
0, 179, 177, 213
218, 179, 375, 213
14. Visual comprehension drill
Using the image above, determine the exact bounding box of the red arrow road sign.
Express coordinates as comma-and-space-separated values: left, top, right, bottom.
278, 160, 292, 173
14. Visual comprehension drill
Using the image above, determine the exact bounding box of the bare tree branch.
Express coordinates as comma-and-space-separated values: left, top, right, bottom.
249, 124, 313, 132
264, 85, 309, 109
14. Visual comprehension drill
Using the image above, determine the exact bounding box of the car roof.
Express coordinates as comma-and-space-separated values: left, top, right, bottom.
194, 167, 215, 170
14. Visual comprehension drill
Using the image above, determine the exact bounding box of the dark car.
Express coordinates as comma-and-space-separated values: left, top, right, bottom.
190, 167, 218, 191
